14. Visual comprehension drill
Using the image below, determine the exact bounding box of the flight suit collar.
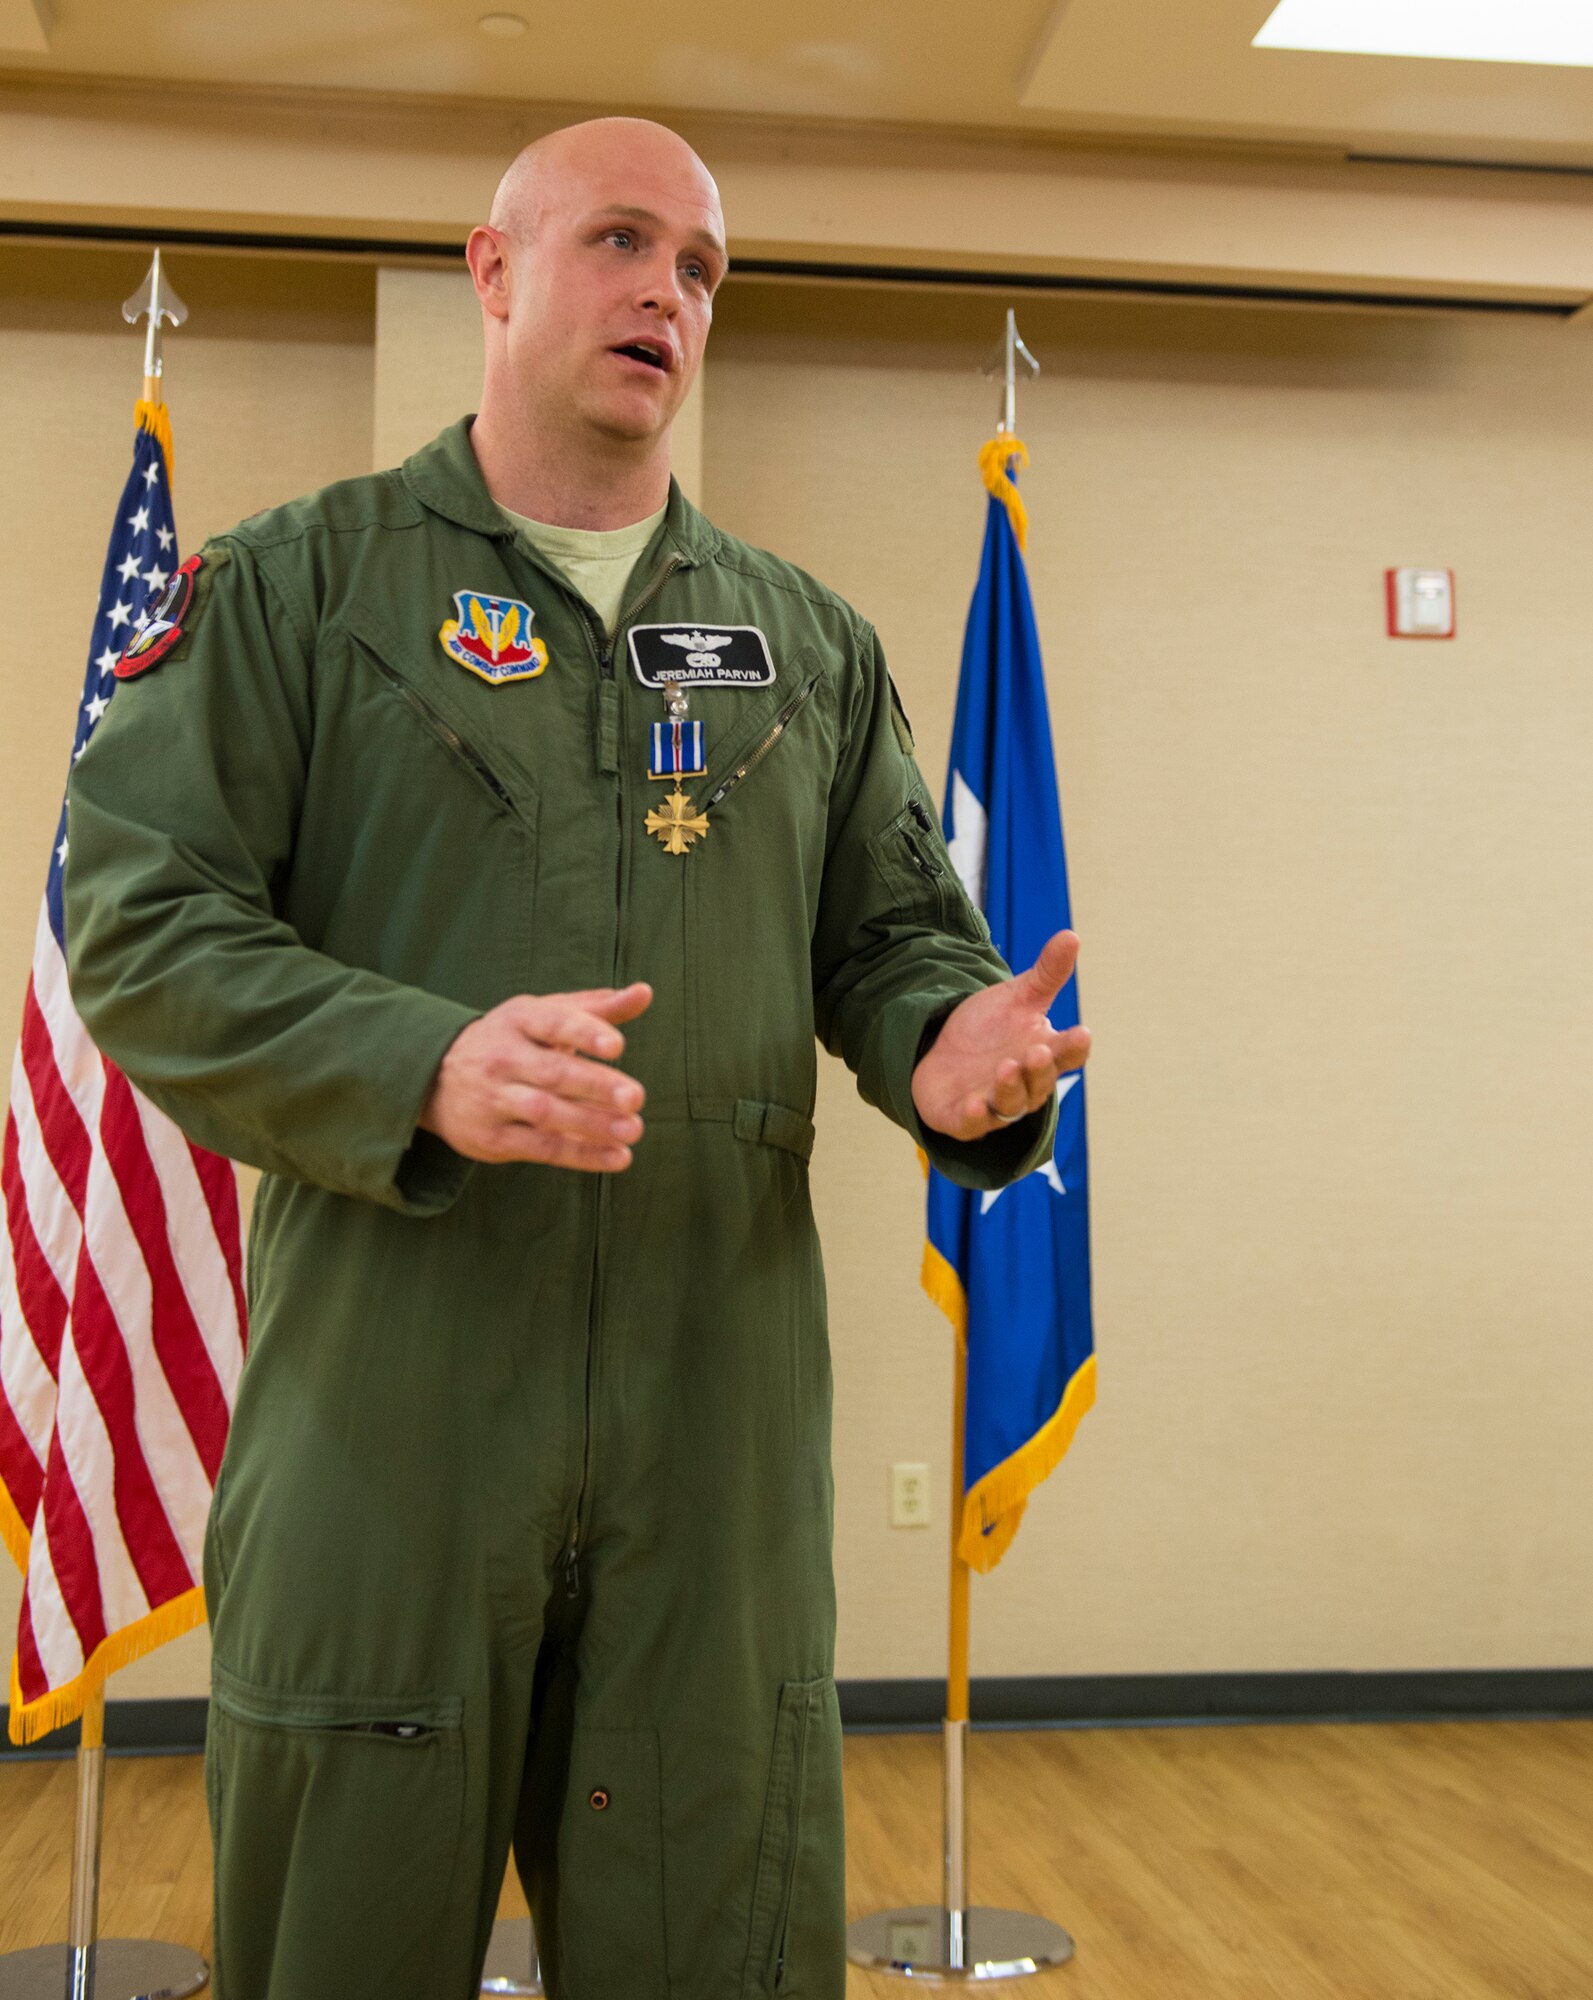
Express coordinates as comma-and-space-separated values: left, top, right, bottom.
401, 414, 721, 569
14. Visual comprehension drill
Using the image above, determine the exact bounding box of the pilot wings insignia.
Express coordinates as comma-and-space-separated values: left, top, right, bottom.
661, 631, 735, 669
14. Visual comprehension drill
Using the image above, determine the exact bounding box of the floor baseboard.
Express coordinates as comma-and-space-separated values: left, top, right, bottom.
6, 1669, 1591, 1759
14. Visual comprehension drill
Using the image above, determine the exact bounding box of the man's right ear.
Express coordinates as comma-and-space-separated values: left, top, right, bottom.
464, 226, 512, 321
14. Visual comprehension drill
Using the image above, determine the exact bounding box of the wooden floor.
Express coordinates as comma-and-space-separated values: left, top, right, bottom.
3, 1719, 1592, 1997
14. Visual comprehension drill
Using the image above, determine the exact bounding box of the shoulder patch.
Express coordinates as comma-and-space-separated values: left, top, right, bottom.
629, 624, 776, 690
113, 551, 212, 678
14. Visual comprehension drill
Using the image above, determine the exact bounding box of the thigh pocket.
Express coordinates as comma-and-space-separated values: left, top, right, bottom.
742, 1677, 845, 1999
209, 1664, 466, 1996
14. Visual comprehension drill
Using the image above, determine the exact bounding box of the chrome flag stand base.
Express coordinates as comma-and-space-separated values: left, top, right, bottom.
480, 1917, 543, 1995
0, 1942, 208, 2000
847, 1907, 1074, 1983
846, 1721, 1074, 1984
0, 1693, 208, 2000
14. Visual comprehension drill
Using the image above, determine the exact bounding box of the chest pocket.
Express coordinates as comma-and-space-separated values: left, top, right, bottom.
286, 605, 540, 1011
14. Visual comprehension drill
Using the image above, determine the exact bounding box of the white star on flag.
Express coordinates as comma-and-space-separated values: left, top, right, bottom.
979, 1073, 1080, 1216
156, 524, 174, 550
143, 564, 169, 591
84, 693, 108, 724
129, 506, 150, 532
142, 460, 160, 488
117, 553, 141, 583
946, 770, 988, 910
95, 647, 119, 676
55, 835, 67, 864
107, 600, 131, 629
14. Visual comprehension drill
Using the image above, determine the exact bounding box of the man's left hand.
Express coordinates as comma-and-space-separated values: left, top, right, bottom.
910, 930, 1091, 1143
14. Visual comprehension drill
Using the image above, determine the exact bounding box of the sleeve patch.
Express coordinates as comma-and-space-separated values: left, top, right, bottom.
114, 552, 206, 678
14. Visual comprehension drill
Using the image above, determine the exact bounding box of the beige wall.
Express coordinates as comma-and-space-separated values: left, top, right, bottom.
4, 242, 1592, 1710
704, 282, 1593, 1679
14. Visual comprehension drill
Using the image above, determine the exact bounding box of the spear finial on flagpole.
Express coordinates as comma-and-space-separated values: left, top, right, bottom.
122, 248, 188, 406
981, 308, 1039, 436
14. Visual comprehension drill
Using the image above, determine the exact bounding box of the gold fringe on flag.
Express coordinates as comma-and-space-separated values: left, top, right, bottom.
7, 1586, 209, 1745
0, 1477, 29, 1576
921, 1235, 1097, 1575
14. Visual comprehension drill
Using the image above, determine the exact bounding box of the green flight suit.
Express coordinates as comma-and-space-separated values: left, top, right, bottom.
63, 417, 1057, 2000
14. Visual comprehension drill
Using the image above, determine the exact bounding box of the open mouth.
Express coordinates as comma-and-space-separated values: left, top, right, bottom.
613, 341, 671, 373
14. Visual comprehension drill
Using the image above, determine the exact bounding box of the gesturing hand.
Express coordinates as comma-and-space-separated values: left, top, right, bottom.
417, 984, 653, 1172
910, 931, 1091, 1144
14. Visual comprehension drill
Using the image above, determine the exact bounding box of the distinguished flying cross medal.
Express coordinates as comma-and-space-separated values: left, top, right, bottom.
645, 790, 710, 856
645, 676, 710, 854
438, 591, 548, 684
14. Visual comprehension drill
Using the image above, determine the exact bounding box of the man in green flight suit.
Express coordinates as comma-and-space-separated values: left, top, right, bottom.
64, 118, 1090, 2000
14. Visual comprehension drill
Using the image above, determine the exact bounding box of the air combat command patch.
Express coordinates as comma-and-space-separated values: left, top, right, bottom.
438, 591, 548, 684
114, 553, 204, 678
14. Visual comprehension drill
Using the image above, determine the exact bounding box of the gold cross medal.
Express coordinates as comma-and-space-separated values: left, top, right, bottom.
644, 677, 710, 855
645, 789, 710, 856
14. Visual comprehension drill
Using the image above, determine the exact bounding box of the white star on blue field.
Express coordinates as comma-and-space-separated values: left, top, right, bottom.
979, 1072, 1079, 1215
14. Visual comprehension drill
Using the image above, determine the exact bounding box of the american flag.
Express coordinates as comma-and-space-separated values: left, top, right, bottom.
0, 403, 247, 1744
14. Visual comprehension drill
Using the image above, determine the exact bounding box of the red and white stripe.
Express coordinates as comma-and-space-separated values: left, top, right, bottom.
1, 898, 245, 1734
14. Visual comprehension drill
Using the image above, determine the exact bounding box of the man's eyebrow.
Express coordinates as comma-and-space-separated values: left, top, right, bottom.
589, 204, 729, 266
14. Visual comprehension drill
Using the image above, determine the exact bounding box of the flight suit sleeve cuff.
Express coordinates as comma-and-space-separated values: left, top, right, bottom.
382, 1002, 481, 1217
877, 996, 1059, 1193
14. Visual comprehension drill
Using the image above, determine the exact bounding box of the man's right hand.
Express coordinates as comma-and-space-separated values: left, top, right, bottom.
417, 984, 652, 1171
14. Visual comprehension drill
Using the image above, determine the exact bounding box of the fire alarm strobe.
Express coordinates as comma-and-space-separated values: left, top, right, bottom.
1387, 568, 1456, 639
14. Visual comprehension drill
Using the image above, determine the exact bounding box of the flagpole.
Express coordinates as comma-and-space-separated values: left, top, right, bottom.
846, 1325, 1073, 1982
0, 250, 209, 2000
64, 1690, 107, 1999
846, 312, 1074, 1982
944, 1343, 971, 1972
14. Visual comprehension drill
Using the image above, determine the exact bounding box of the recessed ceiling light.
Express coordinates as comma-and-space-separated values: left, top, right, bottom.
477, 11, 528, 36
1254, 0, 1593, 67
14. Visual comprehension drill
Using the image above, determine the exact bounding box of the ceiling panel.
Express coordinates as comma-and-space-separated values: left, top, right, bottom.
1024, 0, 1593, 163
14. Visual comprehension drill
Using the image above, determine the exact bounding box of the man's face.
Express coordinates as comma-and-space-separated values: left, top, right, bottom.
491, 140, 726, 449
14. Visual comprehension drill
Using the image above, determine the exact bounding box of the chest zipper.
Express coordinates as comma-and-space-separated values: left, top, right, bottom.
564, 553, 687, 1602
362, 651, 519, 817
701, 672, 822, 814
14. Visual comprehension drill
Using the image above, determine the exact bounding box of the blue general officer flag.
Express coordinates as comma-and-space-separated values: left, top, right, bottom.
923, 436, 1095, 1573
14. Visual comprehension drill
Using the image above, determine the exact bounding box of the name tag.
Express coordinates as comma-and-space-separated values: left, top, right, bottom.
628, 624, 775, 690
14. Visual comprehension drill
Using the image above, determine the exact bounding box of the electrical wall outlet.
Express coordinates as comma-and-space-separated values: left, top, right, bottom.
890, 1462, 931, 1528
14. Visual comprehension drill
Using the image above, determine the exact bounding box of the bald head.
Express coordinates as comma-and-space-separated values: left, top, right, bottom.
489, 118, 723, 249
